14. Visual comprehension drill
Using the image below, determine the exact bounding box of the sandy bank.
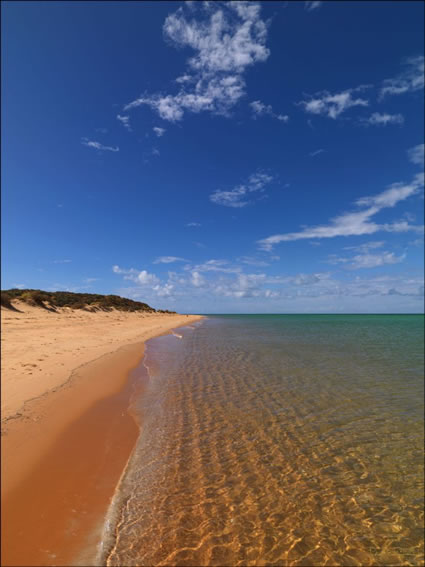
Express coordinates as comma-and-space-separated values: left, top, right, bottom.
1, 302, 202, 566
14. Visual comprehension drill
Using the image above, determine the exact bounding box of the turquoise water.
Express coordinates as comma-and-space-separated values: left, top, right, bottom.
102, 315, 424, 566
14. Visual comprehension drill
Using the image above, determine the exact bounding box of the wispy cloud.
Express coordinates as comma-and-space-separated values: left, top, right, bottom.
186, 222, 201, 227
81, 138, 119, 152
258, 173, 424, 250
304, 1, 323, 12
238, 256, 270, 267
153, 256, 187, 264
123, 2, 270, 122
362, 112, 404, 126
250, 100, 289, 122
328, 244, 406, 269
210, 172, 274, 208
153, 127, 166, 137
309, 149, 325, 157
117, 114, 132, 131
344, 241, 385, 253
187, 259, 242, 274
349, 251, 406, 269
380, 55, 424, 99
408, 143, 424, 166
298, 87, 369, 119
53, 259, 72, 264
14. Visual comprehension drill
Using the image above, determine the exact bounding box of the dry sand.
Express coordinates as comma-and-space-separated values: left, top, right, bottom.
1, 301, 203, 566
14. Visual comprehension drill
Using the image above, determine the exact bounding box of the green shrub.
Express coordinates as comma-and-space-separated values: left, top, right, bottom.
0, 289, 157, 313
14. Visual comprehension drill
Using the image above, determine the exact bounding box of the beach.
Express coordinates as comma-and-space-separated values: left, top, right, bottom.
1, 301, 202, 566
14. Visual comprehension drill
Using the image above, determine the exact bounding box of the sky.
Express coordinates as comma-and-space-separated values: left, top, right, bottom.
2, 0, 424, 313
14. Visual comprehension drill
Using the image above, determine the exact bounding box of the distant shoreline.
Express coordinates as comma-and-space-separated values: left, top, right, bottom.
1, 300, 202, 566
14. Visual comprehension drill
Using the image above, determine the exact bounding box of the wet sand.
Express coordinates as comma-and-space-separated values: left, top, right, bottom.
1, 302, 202, 566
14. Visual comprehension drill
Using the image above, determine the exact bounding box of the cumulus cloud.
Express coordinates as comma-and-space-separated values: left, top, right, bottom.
408, 143, 424, 166
153, 127, 166, 137
250, 100, 289, 122
298, 87, 369, 119
152, 282, 175, 297
362, 112, 404, 126
113, 261, 423, 311
81, 138, 119, 152
112, 265, 159, 285
210, 171, 274, 207
304, 1, 323, 11
191, 271, 206, 287
380, 55, 424, 99
123, 2, 270, 122
258, 173, 424, 251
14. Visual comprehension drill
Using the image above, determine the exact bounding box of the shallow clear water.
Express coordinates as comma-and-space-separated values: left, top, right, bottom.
103, 315, 424, 566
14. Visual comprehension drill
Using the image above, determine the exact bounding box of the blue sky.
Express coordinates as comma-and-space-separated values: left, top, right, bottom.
2, 0, 424, 313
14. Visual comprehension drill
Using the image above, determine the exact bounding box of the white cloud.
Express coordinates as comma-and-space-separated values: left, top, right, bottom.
123, 2, 270, 122
112, 265, 159, 286
153, 127, 166, 137
309, 149, 325, 157
152, 283, 175, 297
304, 1, 323, 11
258, 173, 424, 250
152, 148, 160, 156
349, 251, 406, 269
189, 259, 242, 274
298, 87, 369, 119
186, 222, 201, 227
362, 112, 404, 126
191, 271, 206, 287
356, 173, 423, 207
113, 260, 424, 312
250, 100, 289, 122
238, 256, 270, 267
329, 247, 406, 269
380, 55, 424, 99
408, 143, 424, 166
117, 114, 132, 131
210, 171, 273, 207
53, 259, 72, 264
344, 241, 385, 253
153, 256, 186, 264
81, 138, 119, 152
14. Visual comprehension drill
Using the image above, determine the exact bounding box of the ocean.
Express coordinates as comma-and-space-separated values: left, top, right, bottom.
100, 315, 424, 566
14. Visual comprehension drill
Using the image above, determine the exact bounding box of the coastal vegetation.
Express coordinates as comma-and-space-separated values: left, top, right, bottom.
0, 289, 177, 313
